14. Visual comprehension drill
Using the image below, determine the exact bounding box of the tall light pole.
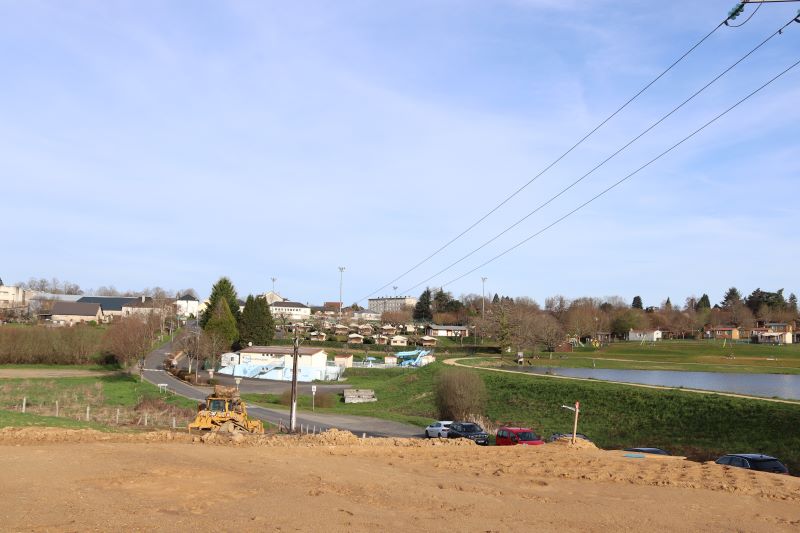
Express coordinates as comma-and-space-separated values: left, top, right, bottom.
481, 277, 488, 319
338, 267, 346, 321
271, 277, 277, 294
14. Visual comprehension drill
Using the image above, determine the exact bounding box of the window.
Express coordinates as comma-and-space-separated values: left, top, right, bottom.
716, 456, 731, 465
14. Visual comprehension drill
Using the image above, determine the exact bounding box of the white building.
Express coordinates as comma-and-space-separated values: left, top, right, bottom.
627, 329, 662, 342
367, 296, 418, 314
353, 309, 381, 322
0, 285, 35, 313
262, 291, 286, 305
220, 346, 333, 382
426, 324, 469, 337
176, 294, 201, 318
270, 301, 311, 321
390, 335, 408, 346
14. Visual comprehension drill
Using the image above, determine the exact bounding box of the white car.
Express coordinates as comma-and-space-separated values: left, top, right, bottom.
425, 421, 453, 438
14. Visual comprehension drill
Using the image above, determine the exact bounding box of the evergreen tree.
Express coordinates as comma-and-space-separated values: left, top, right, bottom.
631, 296, 643, 309
433, 289, 451, 313
492, 293, 500, 304
721, 287, 742, 308
413, 289, 433, 321
663, 297, 672, 310
205, 299, 239, 349
695, 293, 711, 310
788, 293, 798, 314
201, 277, 241, 329
239, 295, 275, 346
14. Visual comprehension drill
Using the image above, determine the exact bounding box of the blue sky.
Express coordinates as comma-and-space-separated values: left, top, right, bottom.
2, 1, 798, 307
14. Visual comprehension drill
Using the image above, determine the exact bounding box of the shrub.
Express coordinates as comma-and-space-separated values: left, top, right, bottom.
315, 392, 335, 408
434, 368, 486, 421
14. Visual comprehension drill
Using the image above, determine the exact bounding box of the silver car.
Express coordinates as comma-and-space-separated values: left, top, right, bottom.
424, 420, 452, 438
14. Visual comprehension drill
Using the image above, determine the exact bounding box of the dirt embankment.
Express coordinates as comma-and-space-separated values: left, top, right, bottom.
1, 427, 798, 532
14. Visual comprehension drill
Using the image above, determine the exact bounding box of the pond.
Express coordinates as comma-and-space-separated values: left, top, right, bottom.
503, 366, 800, 401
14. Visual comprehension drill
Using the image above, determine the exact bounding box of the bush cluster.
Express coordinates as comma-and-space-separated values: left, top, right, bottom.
434, 367, 486, 421
0, 325, 106, 364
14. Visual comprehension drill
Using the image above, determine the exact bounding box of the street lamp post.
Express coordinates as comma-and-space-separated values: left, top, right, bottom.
481, 277, 488, 319
271, 277, 277, 294
338, 267, 346, 321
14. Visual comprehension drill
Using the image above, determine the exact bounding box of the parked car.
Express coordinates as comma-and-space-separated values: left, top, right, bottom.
548, 432, 592, 443
424, 420, 452, 438
496, 427, 544, 446
624, 447, 671, 456
447, 422, 489, 445
715, 454, 789, 474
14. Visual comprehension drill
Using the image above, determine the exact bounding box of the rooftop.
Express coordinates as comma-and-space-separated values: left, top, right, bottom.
51, 301, 101, 316
239, 346, 325, 356
271, 301, 309, 309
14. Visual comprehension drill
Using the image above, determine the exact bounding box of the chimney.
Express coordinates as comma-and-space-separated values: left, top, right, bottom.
141, 295, 146, 303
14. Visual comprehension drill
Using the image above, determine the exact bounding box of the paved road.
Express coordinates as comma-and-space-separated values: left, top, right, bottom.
144, 337, 422, 437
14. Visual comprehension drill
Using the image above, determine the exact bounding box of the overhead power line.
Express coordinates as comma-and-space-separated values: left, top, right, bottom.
399, 14, 798, 295
437, 55, 800, 291
356, 11, 737, 303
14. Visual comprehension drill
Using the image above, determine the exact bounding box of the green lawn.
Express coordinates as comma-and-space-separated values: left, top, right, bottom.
0, 409, 111, 430
0, 363, 121, 371
0, 374, 198, 429
247, 363, 800, 472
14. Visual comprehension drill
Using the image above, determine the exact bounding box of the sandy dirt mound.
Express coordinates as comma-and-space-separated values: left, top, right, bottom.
549, 436, 598, 449
1, 435, 799, 532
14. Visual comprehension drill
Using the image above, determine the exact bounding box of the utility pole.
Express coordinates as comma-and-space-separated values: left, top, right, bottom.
338, 266, 346, 321
271, 277, 277, 294
481, 277, 488, 319
289, 330, 300, 433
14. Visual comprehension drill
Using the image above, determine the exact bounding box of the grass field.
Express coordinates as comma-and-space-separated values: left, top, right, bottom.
0, 409, 111, 430
0, 374, 198, 429
246, 363, 800, 472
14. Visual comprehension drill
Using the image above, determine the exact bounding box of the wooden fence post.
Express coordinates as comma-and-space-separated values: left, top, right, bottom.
22, 397, 26, 414
55, 400, 59, 417
85, 406, 90, 421
116, 408, 120, 425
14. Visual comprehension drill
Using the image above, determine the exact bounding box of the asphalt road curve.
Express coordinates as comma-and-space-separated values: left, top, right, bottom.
143, 336, 422, 438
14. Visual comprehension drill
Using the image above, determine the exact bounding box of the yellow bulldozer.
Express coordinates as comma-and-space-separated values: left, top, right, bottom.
188, 385, 264, 434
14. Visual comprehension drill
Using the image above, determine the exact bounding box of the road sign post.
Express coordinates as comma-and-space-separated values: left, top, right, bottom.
312, 385, 317, 411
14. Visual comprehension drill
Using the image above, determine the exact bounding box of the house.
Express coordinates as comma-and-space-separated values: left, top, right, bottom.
220, 345, 332, 382
766, 323, 794, 333
333, 324, 349, 335
368, 296, 418, 314
358, 324, 374, 336
381, 324, 397, 335
374, 335, 388, 345
270, 301, 312, 321
77, 296, 144, 319
754, 331, 793, 345
175, 294, 201, 318
353, 309, 381, 322
348, 333, 364, 344
334, 354, 353, 368
292, 323, 310, 333
403, 324, 418, 334
627, 329, 662, 342
418, 336, 438, 347
390, 335, 408, 347
384, 355, 398, 365
51, 301, 104, 326
709, 326, 740, 340
309, 331, 327, 341
426, 324, 469, 338
122, 299, 167, 317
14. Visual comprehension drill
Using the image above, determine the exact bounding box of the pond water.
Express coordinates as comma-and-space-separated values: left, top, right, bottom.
503, 366, 800, 401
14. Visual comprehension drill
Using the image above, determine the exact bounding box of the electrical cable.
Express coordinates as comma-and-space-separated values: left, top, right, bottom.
356, 15, 731, 303
436, 55, 800, 290
398, 15, 797, 295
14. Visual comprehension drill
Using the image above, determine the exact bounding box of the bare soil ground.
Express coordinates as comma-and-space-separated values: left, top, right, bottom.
0, 428, 798, 532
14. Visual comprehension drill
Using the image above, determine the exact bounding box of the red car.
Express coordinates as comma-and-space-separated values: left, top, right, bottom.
495, 426, 544, 446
